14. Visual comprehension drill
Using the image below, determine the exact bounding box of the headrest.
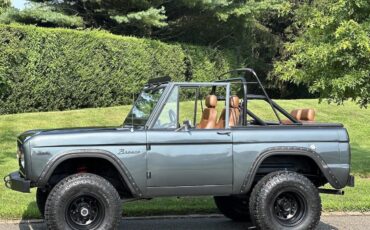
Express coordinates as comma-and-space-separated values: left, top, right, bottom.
230, 96, 239, 108
290, 109, 315, 121
205, 95, 217, 108
300, 109, 315, 121
290, 109, 302, 120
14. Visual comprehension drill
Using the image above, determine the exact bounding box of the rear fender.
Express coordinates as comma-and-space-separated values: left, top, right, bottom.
240, 146, 343, 193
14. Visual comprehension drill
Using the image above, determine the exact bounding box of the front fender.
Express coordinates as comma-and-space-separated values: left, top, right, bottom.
36, 149, 143, 197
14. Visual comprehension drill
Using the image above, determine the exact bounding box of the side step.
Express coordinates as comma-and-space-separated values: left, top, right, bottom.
318, 188, 344, 195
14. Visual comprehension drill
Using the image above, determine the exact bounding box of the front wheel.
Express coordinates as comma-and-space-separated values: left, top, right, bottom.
214, 195, 250, 222
44, 173, 121, 230
249, 171, 321, 230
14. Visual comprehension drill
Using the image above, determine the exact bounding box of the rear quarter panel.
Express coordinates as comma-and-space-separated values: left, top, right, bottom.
232, 126, 350, 193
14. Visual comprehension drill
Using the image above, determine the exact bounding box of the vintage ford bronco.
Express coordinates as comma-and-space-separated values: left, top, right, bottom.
5, 68, 354, 230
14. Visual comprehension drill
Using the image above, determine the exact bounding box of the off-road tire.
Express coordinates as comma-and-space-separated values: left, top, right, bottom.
249, 171, 321, 230
36, 188, 49, 217
214, 196, 250, 222
44, 173, 121, 230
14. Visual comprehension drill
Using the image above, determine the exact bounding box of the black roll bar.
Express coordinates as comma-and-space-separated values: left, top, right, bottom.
216, 68, 300, 125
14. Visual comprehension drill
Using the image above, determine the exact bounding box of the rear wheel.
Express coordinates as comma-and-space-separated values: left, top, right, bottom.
45, 173, 121, 230
214, 195, 250, 222
249, 171, 321, 230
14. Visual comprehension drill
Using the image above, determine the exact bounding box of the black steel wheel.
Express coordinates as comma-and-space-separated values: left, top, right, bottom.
249, 171, 321, 230
214, 196, 250, 222
66, 194, 104, 229
45, 173, 121, 230
272, 190, 307, 227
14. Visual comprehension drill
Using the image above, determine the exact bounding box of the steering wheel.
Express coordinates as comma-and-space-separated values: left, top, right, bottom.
168, 109, 176, 124
160, 109, 177, 128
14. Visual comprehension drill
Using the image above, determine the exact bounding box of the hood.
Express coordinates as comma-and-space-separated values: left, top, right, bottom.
18, 129, 44, 144
18, 126, 128, 144
21, 126, 145, 148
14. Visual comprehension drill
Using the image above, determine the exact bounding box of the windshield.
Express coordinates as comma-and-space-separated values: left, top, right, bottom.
123, 87, 165, 128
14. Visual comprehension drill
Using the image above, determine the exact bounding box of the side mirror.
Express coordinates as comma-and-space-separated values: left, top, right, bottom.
183, 120, 191, 131
175, 120, 191, 132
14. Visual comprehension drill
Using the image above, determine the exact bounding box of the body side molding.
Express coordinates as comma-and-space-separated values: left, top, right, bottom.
240, 146, 342, 193
36, 149, 143, 197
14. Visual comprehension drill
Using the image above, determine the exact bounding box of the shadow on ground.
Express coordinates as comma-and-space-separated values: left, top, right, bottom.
16, 218, 338, 230
17, 201, 338, 230
21, 202, 41, 220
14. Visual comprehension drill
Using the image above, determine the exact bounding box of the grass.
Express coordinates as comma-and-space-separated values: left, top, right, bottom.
0, 99, 369, 219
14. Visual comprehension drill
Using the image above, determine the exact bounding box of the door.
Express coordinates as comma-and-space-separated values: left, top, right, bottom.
146, 83, 233, 196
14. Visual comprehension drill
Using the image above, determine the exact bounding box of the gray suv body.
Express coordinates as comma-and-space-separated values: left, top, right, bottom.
5, 69, 354, 230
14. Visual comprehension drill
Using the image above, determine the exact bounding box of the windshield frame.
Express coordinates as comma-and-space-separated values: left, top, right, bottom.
122, 84, 170, 129
147, 82, 231, 129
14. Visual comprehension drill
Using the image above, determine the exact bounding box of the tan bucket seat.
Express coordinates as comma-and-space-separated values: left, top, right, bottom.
216, 96, 240, 128
197, 95, 218, 129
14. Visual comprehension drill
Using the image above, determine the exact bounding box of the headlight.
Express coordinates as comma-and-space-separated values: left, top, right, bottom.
17, 147, 25, 168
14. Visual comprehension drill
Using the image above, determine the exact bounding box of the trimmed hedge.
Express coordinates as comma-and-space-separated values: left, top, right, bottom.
0, 24, 236, 114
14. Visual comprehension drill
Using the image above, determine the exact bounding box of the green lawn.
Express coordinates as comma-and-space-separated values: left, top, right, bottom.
0, 99, 369, 219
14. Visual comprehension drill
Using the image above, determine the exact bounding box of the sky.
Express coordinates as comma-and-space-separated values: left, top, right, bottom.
12, 0, 28, 9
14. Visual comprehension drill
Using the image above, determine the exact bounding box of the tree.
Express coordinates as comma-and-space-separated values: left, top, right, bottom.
0, 0, 11, 8
273, 0, 370, 107
0, 0, 11, 14
28, 0, 170, 35
0, 2, 83, 28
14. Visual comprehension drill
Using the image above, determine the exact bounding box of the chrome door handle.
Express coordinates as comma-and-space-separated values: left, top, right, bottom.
217, 131, 231, 136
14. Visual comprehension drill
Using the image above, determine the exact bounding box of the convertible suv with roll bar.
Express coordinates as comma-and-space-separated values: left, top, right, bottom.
5, 68, 354, 230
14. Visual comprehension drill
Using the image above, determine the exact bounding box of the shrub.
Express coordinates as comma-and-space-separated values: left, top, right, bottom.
0, 24, 236, 114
